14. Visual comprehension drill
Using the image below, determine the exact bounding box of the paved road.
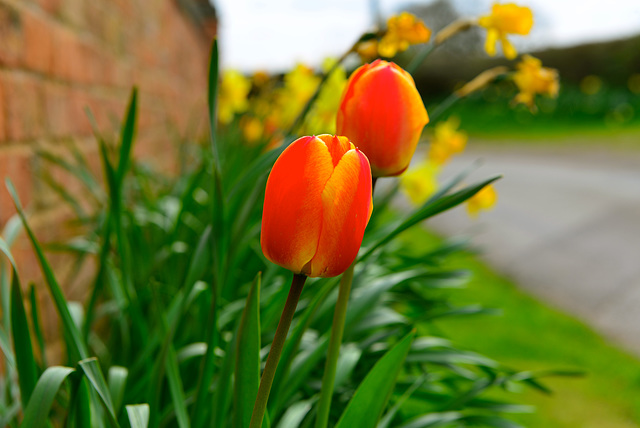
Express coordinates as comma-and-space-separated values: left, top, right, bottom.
425, 143, 640, 355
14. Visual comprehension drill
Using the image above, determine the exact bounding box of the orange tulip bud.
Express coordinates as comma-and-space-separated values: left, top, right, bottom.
261, 135, 373, 278
337, 60, 429, 177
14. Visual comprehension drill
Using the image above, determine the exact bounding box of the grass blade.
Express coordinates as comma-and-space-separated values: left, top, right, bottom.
166, 344, 191, 428
126, 404, 150, 428
21, 366, 75, 428
10, 268, 38, 406
335, 331, 415, 428
116, 88, 138, 185
5, 179, 89, 361
78, 357, 119, 426
108, 366, 128, 416
234, 273, 262, 428
29, 284, 47, 367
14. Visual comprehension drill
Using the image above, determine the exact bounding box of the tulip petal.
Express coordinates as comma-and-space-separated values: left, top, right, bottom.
338, 62, 428, 177
310, 149, 372, 277
261, 137, 334, 274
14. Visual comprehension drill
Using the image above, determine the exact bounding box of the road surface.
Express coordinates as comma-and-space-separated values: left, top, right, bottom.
423, 143, 640, 355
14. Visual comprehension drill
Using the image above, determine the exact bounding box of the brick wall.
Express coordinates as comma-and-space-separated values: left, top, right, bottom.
0, 0, 215, 353
0, 0, 214, 278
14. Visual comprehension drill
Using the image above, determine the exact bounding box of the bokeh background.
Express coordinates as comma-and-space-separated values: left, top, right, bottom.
1, 0, 640, 426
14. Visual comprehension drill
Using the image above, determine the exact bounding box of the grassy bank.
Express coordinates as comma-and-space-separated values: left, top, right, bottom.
404, 227, 640, 427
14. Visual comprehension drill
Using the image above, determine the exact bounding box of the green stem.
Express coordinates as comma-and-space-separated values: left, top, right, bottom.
406, 44, 435, 75
249, 274, 307, 428
314, 262, 356, 428
429, 93, 461, 123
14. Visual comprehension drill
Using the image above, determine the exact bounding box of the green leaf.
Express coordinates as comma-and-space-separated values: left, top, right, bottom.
208, 39, 219, 167
5, 179, 89, 362
396, 411, 463, 428
362, 176, 501, 259
166, 344, 191, 428
276, 398, 315, 428
378, 375, 427, 428
78, 357, 119, 425
11, 268, 38, 406
116, 88, 138, 185
21, 366, 75, 428
108, 366, 129, 415
234, 273, 262, 428
29, 284, 47, 367
335, 331, 415, 428
126, 404, 150, 428
68, 375, 92, 428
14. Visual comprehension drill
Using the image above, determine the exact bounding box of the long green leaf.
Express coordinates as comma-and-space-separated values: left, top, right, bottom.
79, 357, 120, 426
108, 366, 128, 415
11, 268, 38, 406
234, 273, 261, 428
21, 366, 75, 428
208, 39, 220, 168
29, 284, 47, 367
126, 404, 150, 428
116, 88, 138, 185
5, 179, 89, 361
335, 331, 415, 428
166, 344, 191, 428
362, 176, 501, 259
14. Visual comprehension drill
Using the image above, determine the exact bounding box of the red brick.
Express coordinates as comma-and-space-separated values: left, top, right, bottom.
0, 147, 34, 227
50, 27, 82, 82
43, 82, 72, 138
0, 78, 5, 142
0, 3, 23, 67
23, 11, 54, 74
37, 0, 64, 15
2, 72, 45, 141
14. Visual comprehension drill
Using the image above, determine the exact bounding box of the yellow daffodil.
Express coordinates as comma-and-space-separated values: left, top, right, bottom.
478, 3, 533, 60
513, 55, 559, 110
241, 116, 264, 144
274, 64, 320, 129
400, 160, 439, 205
467, 184, 497, 218
218, 69, 251, 125
378, 12, 431, 58
427, 117, 468, 165
356, 39, 379, 62
303, 58, 347, 135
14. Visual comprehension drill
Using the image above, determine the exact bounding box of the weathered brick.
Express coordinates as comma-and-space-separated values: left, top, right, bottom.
2, 72, 45, 141
0, 3, 23, 67
23, 10, 53, 74
0, 147, 34, 227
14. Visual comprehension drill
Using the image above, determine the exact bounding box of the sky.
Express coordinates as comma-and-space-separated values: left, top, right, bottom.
213, 0, 640, 72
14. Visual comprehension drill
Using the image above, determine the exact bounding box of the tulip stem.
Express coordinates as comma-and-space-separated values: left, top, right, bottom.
250, 273, 307, 428
315, 262, 356, 428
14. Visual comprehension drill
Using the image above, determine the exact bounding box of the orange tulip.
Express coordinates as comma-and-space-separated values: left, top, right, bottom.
337, 60, 429, 177
261, 134, 373, 278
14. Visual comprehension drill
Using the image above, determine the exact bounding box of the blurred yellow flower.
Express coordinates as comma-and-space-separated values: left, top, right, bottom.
428, 117, 468, 165
303, 58, 347, 135
467, 184, 497, 218
356, 39, 379, 62
513, 55, 559, 110
218, 69, 251, 125
252, 70, 270, 88
400, 160, 439, 205
478, 3, 533, 60
378, 12, 431, 58
275, 64, 320, 129
241, 116, 264, 144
